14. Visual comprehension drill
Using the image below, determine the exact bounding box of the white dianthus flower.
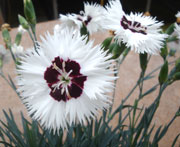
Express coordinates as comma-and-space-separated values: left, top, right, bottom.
105, 0, 167, 54
59, 3, 107, 34
17, 28, 116, 133
79, 2, 107, 34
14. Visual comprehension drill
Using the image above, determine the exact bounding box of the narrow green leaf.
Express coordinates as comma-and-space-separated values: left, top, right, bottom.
172, 133, 180, 147
141, 84, 159, 99
0, 141, 14, 147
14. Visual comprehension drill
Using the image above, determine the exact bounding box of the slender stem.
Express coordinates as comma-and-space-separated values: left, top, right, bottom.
109, 61, 118, 115
8, 45, 16, 65
27, 29, 38, 54
143, 60, 175, 80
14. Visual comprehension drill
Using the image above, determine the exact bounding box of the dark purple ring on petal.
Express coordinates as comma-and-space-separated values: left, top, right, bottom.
44, 57, 87, 102
120, 15, 147, 35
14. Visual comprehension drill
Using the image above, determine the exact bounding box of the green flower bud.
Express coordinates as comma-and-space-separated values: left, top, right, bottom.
2, 29, 11, 47
15, 33, 22, 46
158, 60, 168, 85
160, 44, 168, 60
165, 23, 175, 35
24, 0, 36, 25
139, 53, 148, 72
18, 15, 29, 30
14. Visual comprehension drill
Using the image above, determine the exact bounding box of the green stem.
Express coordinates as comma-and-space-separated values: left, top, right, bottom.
27, 29, 38, 54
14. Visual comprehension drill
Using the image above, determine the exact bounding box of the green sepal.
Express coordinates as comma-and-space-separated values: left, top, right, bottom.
15, 33, 22, 46
165, 23, 175, 35
80, 24, 89, 38
139, 53, 148, 72
18, 15, 29, 30
160, 44, 168, 60
24, 0, 36, 25
111, 42, 125, 59
101, 37, 113, 51
158, 60, 168, 85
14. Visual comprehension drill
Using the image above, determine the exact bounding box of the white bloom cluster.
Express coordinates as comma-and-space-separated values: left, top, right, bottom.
17, 0, 170, 133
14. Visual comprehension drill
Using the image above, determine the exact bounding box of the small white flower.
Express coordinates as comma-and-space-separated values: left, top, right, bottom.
105, 0, 167, 54
59, 13, 82, 30
12, 44, 24, 57
79, 2, 107, 34
17, 28, 115, 133
59, 3, 107, 34
18, 25, 27, 34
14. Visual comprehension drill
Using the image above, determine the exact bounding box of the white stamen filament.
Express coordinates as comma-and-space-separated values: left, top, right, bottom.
65, 70, 73, 79
51, 62, 72, 99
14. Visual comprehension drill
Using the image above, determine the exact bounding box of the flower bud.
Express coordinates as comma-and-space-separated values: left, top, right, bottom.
139, 53, 148, 72
2, 28, 11, 45
23, 0, 36, 25
18, 15, 29, 30
15, 33, 22, 46
159, 60, 168, 85
160, 44, 168, 60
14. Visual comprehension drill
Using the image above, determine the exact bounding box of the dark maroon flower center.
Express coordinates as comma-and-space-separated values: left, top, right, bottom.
77, 13, 92, 26
120, 16, 147, 35
44, 57, 87, 102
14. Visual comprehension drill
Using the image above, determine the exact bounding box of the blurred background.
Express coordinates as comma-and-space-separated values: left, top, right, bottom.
0, 0, 180, 27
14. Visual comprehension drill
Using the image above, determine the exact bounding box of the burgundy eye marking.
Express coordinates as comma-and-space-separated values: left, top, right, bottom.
120, 16, 147, 35
44, 57, 87, 102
